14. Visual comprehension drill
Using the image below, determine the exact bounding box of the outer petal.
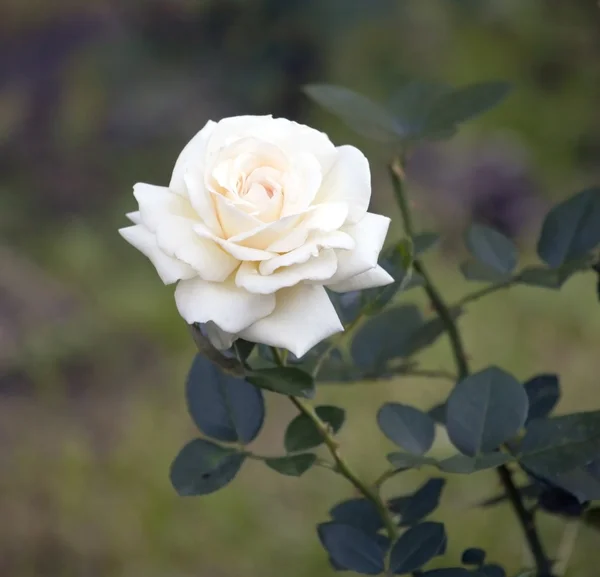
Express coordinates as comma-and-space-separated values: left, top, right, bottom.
155, 216, 239, 282
259, 231, 354, 276
236, 249, 337, 294
134, 183, 194, 232
327, 212, 391, 284
326, 265, 394, 293
175, 277, 276, 333
119, 225, 195, 284
239, 284, 343, 358
316, 145, 371, 223
184, 172, 222, 235
170, 120, 217, 196
126, 211, 141, 224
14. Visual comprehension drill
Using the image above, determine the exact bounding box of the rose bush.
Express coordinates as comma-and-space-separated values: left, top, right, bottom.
120, 115, 392, 357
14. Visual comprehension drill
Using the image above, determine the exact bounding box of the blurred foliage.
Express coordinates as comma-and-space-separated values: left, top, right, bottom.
1, 0, 600, 576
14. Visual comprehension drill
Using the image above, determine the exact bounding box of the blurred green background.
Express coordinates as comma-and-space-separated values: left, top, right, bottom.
2, 1, 600, 576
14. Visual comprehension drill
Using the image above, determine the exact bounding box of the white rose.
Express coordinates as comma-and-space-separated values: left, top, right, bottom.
120, 115, 393, 357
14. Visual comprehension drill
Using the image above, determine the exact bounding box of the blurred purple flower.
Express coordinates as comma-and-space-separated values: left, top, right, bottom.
406, 135, 545, 240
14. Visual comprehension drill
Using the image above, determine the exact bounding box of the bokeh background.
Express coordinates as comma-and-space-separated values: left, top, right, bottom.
2, 1, 600, 576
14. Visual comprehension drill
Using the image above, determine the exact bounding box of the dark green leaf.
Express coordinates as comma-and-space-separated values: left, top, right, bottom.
537, 187, 600, 268
169, 439, 245, 497
523, 374, 560, 423
428, 403, 447, 424
390, 522, 446, 574
186, 354, 265, 444
247, 367, 315, 398
328, 290, 362, 324
330, 499, 383, 534
388, 80, 452, 139
424, 81, 512, 135
460, 260, 512, 283
387, 452, 436, 470
518, 411, 600, 477
264, 453, 316, 477
304, 84, 402, 142
446, 367, 528, 456
437, 452, 511, 474
518, 266, 566, 289
285, 405, 345, 452
233, 339, 255, 362
318, 522, 387, 575
389, 479, 446, 526
461, 547, 486, 566
351, 305, 423, 369
541, 465, 600, 503
465, 224, 518, 274
378, 403, 436, 455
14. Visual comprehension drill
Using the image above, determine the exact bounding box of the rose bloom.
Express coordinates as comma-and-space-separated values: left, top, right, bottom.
120, 116, 392, 357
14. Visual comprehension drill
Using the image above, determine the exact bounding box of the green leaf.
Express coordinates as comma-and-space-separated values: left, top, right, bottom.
518, 411, 600, 477
389, 522, 446, 574
424, 81, 512, 135
523, 374, 560, 423
465, 224, 518, 274
352, 305, 461, 372
387, 452, 436, 470
436, 452, 511, 474
389, 479, 446, 526
247, 367, 315, 398
304, 83, 402, 142
460, 260, 512, 283
264, 453, 316, 476
318, 523, 387, 574
170, 439, 245, 497
186, 354, 264, 444
284, 405, 345, 452
518, 266, 568, 289
537, 187, 600, 268
377, 403, 436, 455
388, 80, 452, 140
446, 367, 529, 456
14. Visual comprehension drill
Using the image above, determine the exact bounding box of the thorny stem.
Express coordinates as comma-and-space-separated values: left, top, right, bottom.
271, 347, 398, 543
390, 159, 555, 577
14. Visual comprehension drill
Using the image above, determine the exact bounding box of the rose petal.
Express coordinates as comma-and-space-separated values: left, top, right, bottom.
280, 152, 323, 217
134, 183, 194, 232
266, 202, 349, 253
236, 249, 338, 294
155, 216, 239, 282
126, 211, 141, 225
327, 212, 391, 284
175, 277, 276, 333
194, 224, 275, 261
259, 231, 354, 276
184, 172, 222, 235
212, 193, 263, 238
316, 145, 371, 223
119, 225, 195, 284
326, 265, 394, 292
170, 120, 217, 196
239, 284, 343, 358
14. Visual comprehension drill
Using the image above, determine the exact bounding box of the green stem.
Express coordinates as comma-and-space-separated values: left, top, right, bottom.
390, 159, 555, 577
290, 395, 398, 541
455, 275, 522, 308
270, 346, 398, 542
